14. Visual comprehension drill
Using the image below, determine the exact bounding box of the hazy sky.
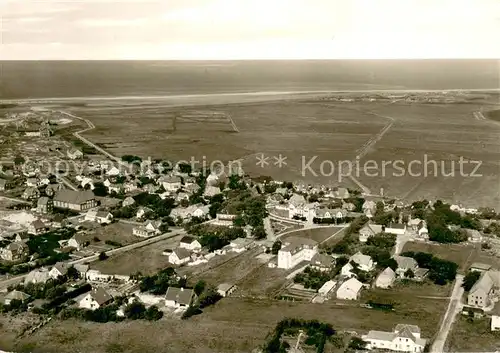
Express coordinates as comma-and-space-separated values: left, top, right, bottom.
1, 0, 500, 59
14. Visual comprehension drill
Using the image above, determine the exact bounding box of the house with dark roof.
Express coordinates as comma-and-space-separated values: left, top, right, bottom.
28, 219, 48, 235
4, 290, 31, 305
393, 255, 419, 278
49, 262, 70, 279
79, 287, 113, 310
168, 248, 192, 265
1, 242, 28, 261
179, 236, 202, 251
165, 287, 196, 308
53, 190, 97, 211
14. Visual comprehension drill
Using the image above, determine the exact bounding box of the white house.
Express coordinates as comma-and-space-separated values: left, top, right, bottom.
277, 237, 318, 269
385, 223, 407, 236
133, 220, 162, 238
159, 175, 182, 192
49, 262, 70, 279
24, 268, 51, 284
85, 209, 113, 224
122, 196, 136, 207
4, 290, 30, 305
168, 248, 192, 265
362, 200, 377, 218
315, 208, 347, 220
393, 256, 418, 278
68, 233, 87, 251
165, 287, 196, 309
359, 223, 384, 242
79, 287, 113, 310
179, 236, 202, 251
362, 324, 427, 352
491, 315, 500, 331
336, 278, 363, 300
375, 267, 396, 289
350, 252, 375, 272
341, 262, 355, 278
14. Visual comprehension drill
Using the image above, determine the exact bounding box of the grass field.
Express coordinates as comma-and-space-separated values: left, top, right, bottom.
68, 97, 500, 209
402, 242, 477, 272
280, 226, 345, 244
447, 316, 500, 352
91, 235, 184, 276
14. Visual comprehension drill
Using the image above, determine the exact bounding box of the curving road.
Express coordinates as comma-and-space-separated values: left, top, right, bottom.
0, 228, 186, 289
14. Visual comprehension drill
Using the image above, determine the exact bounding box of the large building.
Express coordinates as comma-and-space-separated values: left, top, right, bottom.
277, 236, 318, 269
362, 324, 427, 352
53, 190, 97, 211
468, 270, 500, 309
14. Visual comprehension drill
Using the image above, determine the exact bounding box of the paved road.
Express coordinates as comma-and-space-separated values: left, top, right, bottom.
0, 228, 186, 289
430, 274, 464, 353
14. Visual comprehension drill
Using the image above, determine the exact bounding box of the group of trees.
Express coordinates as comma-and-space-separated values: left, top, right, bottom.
401, 251, 458, 285
294, 267, 332, 290
136, 267, 182, 295
462, 270, 482, 292
326, 216, 369, 255
264, 318, 337, 353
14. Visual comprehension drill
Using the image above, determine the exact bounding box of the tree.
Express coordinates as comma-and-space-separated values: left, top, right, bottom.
124, 301, 146, 320
98, 252, 108, 261
194, 280, 206, 296
66, 266, 80, 280
93, 182, 108, 197
252, 226, 266, 240
271, 240, 282, 255
462, 271, 481, 291
348, 337, 367, 350
144, 305, 163, 321
404, 269, 415, 279
14, 155, 25, 166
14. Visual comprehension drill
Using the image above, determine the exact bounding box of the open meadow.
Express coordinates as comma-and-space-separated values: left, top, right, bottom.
447, 316, 500, 352
57, 94, 500, 209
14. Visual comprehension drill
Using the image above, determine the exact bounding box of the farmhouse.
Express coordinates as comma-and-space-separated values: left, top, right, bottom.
336, 278, 363, 300
133, 220, 162, 238
1, 242, 28, 261
310, 253, 334, 272
277, 237, 318, 269
159, 175, 182, 192
362, 324, 427, 352
53, 190, 97, 211
79, 287, 113, 311
68, 233, 88, 251
168, 248, 192, 265
393, 255, 419, 278
49, 262, 70, 279
359, 223, 384, 242
165, 287, 196, 309
211, 213, 237, 227
85, 209, 113, 224
179, 236, 202, 251
122, 196, 136, 207
4, 290, 30, 305
467, 270, 500, 309
350, 252, 375, 272
25, 268, 51, 284
375, 267, 396, 289
28, 219, 47, 235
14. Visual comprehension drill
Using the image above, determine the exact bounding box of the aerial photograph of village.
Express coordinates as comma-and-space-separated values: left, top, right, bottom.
1, 1, 499, 353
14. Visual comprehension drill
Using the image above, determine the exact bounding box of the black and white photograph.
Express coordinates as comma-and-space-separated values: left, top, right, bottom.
0, 0, 499, 352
